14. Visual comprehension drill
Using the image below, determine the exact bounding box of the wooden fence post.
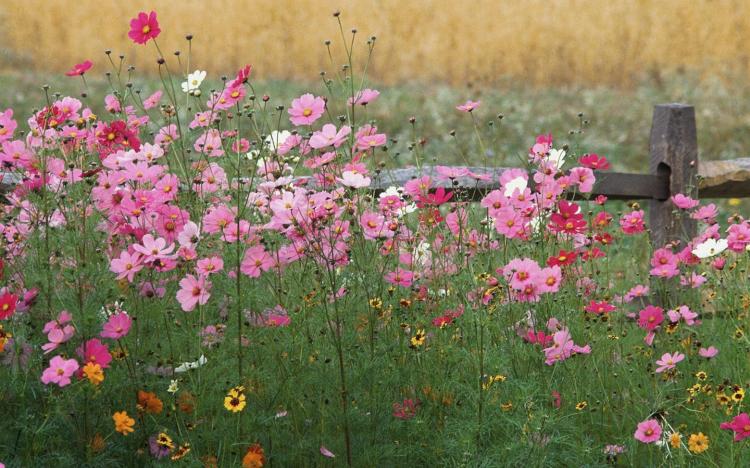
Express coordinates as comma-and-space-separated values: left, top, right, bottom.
648, 103, 698, 249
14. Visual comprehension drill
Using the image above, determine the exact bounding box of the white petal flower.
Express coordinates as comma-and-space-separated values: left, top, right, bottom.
265, 130, 292, 152
181, 70, 207, 94
503, 176, 528, 197
692, 238, 728, 259
174, 354, 207, 373
548, 148, 566, 169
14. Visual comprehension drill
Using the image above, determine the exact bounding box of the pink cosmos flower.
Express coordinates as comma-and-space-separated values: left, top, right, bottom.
691, 203, 718, 224
699, 346, 719, 358
637, 305, 664, 331
240, 245, 274, 278
671, 193, 699, 209
392, 399, 419, 419
176, 274, 211, 312
142, 90, 162, 110
196, 256, 224, 276
133, 234, 176, 263
720, 413, 750, 441
355, 131, 387, 151
655, 352, 685, 373
128, 11, 161, 45
309, 124, 351, 148
41, 355, 79, 387
65, 60, 93, 77
0, 109, 16, 142
384, 269, 415, 288
456, 100, 481, 112
584, 300, 616, 315
110, 251, 144, 282
320, 446, 335, 458
41, 310, 75, 353
101, 312, 132, 339
634, 419, 662, 444
348, 88, 380, 106
337, 171, 371, 188
288, 93, 325, 126
620, 210, 645, 234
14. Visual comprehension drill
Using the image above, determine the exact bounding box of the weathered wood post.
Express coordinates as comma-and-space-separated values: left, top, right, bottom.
648, 103, 698, 249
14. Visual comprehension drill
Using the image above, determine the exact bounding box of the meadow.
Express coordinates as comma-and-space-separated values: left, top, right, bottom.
2, 7, 750, 468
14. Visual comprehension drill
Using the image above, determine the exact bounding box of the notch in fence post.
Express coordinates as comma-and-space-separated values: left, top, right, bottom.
648, 104, 698, 250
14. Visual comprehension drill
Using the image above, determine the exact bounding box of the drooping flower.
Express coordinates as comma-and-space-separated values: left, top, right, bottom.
634, 419, 662, 443
113, 411, 135, 435
128, 11, 161, 45
65, 60, 93, 77
41, 355, 79, 387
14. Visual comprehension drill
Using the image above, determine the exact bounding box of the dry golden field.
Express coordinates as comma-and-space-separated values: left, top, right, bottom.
0, 0, 748, 86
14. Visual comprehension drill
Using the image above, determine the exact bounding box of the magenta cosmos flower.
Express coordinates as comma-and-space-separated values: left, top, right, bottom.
721, 413, 750, 442
101, 312, 132, 339
41, 355, 79, 387
655, 352, 685, 373
65, 60, 92, 77
634, 419, 662, 443
176, 274, 211, 312
288, 93, 325, 126
128, 11, 161, 45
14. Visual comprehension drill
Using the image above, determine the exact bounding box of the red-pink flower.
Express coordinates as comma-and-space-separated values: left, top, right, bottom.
392, 399, 419, 419
637, 305, 664, 331
128, 11, 161, 45
634, 418, 662, 443
620, 210, 645, 234
176, 274, 211, 312
720, 413, 750, 441
584, 300, 615, 315
101, 312, 132, 339
41, 355, 79, 387
0, 292, 17, 320
77, 338, 112, 369
65, 60, 93, 77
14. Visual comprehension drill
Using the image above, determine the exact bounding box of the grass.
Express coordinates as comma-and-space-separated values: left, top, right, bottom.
2, 71, 750, 174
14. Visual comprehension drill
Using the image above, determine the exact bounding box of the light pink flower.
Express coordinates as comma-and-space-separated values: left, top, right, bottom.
41, 355, 79, 387
699, 346, 719, 358
655, 352, 685, 373
110, 251, 144, 282
101, 312, 132, 339
176, 274, 211, 312
132, 234, 176, 263
456, 100, 481, 112
288, 93, 325, 126
671, 193, 699, 209
309, 124, 350, 149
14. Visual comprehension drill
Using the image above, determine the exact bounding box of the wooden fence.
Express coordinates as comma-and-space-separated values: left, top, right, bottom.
371, 103, 750, 249
1, 103, 749, 249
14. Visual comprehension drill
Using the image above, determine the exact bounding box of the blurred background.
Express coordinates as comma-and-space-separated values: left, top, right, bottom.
1, 0, 750, 171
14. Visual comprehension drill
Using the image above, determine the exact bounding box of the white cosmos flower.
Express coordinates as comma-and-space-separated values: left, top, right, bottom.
181, 70, 207, 94
692, 238, 728, 259
503, 176, 528, 197
174, 354, 207, 373
265, 130, 291, 152
548, 148, 566, 169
